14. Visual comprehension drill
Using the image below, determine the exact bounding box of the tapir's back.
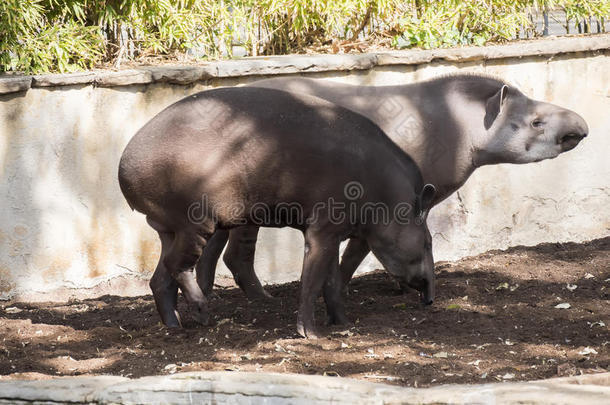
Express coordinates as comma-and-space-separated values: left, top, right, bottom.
118, 87, 421, 227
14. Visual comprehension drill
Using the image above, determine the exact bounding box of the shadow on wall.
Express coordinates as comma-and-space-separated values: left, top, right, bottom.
0, 82, 212, 299
0, 91, 38, 298
50, 83, 210, 285
1, 50, 607, 299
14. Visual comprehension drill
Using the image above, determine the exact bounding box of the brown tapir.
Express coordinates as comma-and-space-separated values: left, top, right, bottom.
119, 87, 436, 338
195, 74, 589, 300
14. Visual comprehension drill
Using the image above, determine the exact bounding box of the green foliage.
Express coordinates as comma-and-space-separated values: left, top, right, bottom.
390, 0, 608, 49
1, 0, 609, 74
1, 0, 104, 73
562, 0, 610, 31
5, 21, 104, 73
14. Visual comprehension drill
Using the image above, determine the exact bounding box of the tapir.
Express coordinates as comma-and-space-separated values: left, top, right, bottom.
119, 87, 437, 338
194, 74, 589, 300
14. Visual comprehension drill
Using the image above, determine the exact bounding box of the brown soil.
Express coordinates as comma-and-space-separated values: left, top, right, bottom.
1, 237, 608, 387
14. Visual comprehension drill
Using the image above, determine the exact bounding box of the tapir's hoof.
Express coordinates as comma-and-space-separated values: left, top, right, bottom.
158, 307, 182, 328
245, 287, 274, 301
164, 317, 182, 329
296, 321, 322, 339
163, 319, 182, 329
191, 312, 212, 326
188, 302, 212, 326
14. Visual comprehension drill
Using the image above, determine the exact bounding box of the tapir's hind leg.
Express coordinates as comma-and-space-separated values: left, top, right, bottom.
164, 229, 212, 326
149, 230, 181, 327
195, 229, 229, 299
222, 226, 272, 300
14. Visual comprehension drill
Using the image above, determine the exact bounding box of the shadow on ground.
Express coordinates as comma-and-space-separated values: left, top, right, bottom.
0, 237, 608, 387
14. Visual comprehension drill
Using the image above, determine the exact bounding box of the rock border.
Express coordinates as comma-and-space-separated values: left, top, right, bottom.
0, 371, 608, 404
0, 34, 609, 95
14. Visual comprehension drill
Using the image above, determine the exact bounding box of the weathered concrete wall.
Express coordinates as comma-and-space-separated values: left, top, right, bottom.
0, 371, 609, 404
0, 35, 609, 299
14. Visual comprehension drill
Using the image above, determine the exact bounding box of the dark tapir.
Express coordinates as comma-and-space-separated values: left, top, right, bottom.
119, 87, 436, 338
195, 74, 589, 300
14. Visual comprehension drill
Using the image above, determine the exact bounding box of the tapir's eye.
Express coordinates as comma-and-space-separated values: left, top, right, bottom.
531, 119, 544, 129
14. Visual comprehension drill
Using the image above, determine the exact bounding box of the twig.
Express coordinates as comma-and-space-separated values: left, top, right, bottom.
113, 45, 126, 70
350, 4, 374, 42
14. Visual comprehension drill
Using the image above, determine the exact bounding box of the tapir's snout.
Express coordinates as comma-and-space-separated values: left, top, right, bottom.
397, 276, 435, 306
420, 292, 433, 306
558, 131, 587, 152
555, 110, 588, 152
420, 279, 435, 306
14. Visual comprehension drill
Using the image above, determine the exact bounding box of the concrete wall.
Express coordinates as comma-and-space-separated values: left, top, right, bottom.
1, 35, 609, 299
1, 371, 609, 404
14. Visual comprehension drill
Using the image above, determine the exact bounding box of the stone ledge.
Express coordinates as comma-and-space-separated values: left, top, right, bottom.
31, 72, 96, 87
0, 371, 608, 404
0, 76, 32, 95
377, 32, 610, 64
0, 33, 609, 94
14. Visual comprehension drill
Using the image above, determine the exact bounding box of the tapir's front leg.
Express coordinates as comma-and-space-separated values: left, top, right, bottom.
297, 227, 341, 339
222, 226, 272, 300
195, 229, 230, 299
323, 265, 349, 326
197, 227, 272, 300
339, 237, 371, 286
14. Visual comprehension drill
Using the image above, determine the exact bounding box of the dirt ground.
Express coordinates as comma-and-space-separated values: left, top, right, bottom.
0, 237, 608, 387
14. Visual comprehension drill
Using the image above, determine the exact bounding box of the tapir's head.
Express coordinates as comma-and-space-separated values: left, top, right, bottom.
479, 84, 588, 164
367, 184, 436, 305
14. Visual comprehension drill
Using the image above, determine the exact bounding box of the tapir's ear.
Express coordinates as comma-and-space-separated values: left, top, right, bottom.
484, 84, 509, 130
416, 184, 436, 222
